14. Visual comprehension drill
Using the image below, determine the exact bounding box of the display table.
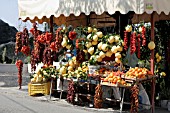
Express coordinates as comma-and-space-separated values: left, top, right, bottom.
48, 73, 156, 113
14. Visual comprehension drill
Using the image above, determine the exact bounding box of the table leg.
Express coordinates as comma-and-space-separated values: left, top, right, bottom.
151, 78, 156, 113
59, 79, 64, 100
50, 79, 53, 100
120, 88, 125, 113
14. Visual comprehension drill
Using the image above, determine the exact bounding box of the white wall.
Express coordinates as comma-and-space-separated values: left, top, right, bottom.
0, 64, 28, 76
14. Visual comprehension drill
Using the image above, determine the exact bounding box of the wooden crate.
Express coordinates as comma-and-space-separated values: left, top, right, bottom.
28, 82, 51, 96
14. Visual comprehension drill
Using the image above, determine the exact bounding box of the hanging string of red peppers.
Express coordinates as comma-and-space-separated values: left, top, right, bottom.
123, 25, 146, 113
15, 28, 30, 56
55, 27, 63, 52
29, 24, 56, 71
123, 25, 146, 58
16, 60, 23, 89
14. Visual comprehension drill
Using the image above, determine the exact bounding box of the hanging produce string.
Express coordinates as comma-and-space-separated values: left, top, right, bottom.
142, 25, 146, 46
15, 60, 23, 89
15, 32, 22, 55
55, 27, 63, 52
21, 28, 30, 56
43, 47, 53, 66
67, 80, 75, 104
130, 32, 136, 55
130, 84, 139, 113
137, 34, 141, 58
94, 84, 103, 108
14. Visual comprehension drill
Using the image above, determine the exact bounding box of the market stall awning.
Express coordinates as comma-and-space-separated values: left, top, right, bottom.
18, 0, 170, 26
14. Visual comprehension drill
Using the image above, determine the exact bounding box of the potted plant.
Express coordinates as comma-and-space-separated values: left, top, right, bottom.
160, 88, 170, 109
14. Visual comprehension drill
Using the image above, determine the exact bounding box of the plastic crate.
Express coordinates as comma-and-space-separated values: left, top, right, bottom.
28, 82, 51, 96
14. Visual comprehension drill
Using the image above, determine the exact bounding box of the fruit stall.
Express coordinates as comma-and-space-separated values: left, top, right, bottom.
17, 0, 170, 113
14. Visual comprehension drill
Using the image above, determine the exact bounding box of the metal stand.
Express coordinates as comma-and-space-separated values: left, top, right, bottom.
49, 77, 65, 100
49, 78, 53, 100
120, 88, 126, 113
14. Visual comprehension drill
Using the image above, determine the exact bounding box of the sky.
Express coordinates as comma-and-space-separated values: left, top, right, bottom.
0, 0, 19, 28
0, 0, 44, 31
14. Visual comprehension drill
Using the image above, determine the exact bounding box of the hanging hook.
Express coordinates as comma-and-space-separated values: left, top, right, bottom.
118, 14, 121, 35
17, 19, 23, 32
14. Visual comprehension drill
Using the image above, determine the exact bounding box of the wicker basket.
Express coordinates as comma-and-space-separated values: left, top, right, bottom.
28, 82, 51, 96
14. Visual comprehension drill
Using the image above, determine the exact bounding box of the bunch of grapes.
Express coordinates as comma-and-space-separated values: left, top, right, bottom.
15, 32, 22, 54
43, 48, 52, 66
15, 60, 23, 89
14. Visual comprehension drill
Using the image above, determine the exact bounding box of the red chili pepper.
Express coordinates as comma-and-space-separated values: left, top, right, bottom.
76, 39, 79, 49
142, 26, 146, 46
130, 32, 136, 54
21, 46, 30, 56
45, 32, 52, 44
55, 27, 63, 51
50, 42, 56, 51
124, 31, 128, 50
137, 34, 141, 58
16, 60, 23, 89
69, 31, 77, 40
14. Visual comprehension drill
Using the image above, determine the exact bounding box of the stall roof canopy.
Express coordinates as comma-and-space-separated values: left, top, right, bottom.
18, 0, 170, 26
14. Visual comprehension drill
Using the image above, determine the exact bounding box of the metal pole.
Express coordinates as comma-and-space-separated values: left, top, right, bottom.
50, 79, 53, 100
50, 15, 54, 34
151, 12, 155, 113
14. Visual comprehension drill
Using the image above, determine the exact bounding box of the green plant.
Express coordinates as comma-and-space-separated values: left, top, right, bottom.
160, 88, 170, 100
2, 47, 6, 63
26, 56, 31, 63
159, 79, 170, 100
89, 56, 97, 65
11, 56, 16, 64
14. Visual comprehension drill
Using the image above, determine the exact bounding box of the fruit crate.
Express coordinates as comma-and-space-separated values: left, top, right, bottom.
28, 82, 51, 96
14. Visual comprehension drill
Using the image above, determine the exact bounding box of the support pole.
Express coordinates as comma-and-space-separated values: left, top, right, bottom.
151, 12, 155, 113
50, 15, 54, 34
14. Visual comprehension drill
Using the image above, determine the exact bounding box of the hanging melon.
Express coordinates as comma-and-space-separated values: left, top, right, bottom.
148, 41, 155, 50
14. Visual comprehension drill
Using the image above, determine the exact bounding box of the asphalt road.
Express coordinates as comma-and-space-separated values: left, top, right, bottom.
0, 73, 169, 113
0, 73, 122, 113
0, 73, 30, 87
0, 87, 122, 113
